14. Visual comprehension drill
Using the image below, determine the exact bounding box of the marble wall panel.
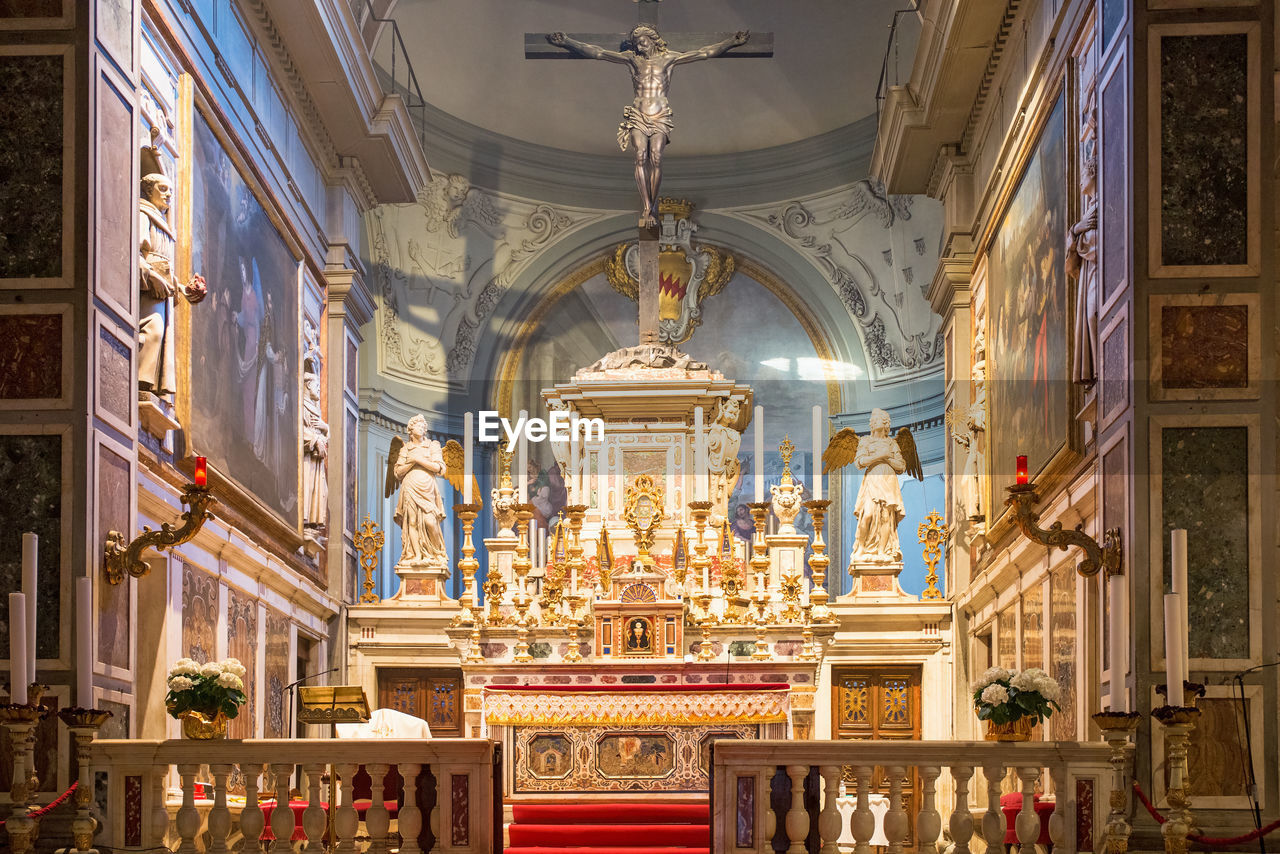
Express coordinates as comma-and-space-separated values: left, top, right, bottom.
1101, 0, 1125, 48
0, 434, 61, 660
1049, 566, 1076, 740
98, 699, 129, 739
263, 610, 289, 737
181, 564, 218, 665
0, 53, 64, 279
1101, 317, 1127, 421
345, 408, 357, 534
96, 0, 132, 71
1100, 58, 1127, 304
95, 74, 133, 311
1160, 426, 1249, 659
997, 605, 1017, 668
97, 325, 132, 426
0, 313, 61, 399
97, 445, 130, 670
1158, 34, 1248, 267
1102, 439, 1127, 671
0, 1, 62, 16
226, 587, 258, 739
1160, 305, 1248, 389
1182, 698, 1247, 798
346, 338, 357, 394
1022, 583, 1044, 671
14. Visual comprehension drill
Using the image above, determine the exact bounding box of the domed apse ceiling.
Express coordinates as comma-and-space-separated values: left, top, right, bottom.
383, 0, 915, 157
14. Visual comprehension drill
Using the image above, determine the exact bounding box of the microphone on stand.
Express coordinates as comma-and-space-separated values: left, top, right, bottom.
285, 667, 338, 738
1230, 659, 1280, 854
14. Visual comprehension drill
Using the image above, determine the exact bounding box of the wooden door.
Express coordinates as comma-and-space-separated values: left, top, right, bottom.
377, 667, 463, 737
832, 666, 923, 840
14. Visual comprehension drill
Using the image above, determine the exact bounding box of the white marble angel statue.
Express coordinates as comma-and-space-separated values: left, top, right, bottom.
384, 415, 477, 567
706, 393, 752, 522
823, 409, 923, 562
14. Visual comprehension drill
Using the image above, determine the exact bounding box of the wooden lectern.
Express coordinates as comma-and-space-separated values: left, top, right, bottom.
296, 685, 371, 726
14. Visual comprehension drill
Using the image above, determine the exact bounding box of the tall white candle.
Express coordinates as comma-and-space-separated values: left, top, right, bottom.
517, 410, 528, 503
693, 407, 707, 501
76, 577, 94, 707
1108, 572, 1127, 710
1163, 593, 1185, 706
754, 406, 765, 502
812, 405, 823, 500
8, 592, 26, 705
1170, 529, 1189, 670
463, 412, 474, 504
22, 533, 36, 684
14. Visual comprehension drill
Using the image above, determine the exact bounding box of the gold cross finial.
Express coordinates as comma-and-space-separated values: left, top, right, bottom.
779, 434, 795, 479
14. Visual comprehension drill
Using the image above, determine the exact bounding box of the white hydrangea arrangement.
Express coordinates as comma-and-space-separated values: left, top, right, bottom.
971, 666, 1061, 726
165, 658, 247, 721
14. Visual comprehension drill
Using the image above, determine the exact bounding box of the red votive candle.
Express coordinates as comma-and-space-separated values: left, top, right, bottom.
1015, 455, 1029, 486
194, 456, 208, 488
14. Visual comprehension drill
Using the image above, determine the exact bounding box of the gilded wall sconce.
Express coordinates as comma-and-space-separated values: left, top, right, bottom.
103, 457, 217, 584
1005, 472, 1122, 577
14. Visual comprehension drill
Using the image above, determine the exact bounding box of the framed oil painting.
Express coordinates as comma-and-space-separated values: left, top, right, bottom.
185, 103, 302, 531
987, 92, 1071, 510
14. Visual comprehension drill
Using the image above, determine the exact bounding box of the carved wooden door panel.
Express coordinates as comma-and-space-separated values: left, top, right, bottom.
832, 666, 923, 841
376, 668, 463, 737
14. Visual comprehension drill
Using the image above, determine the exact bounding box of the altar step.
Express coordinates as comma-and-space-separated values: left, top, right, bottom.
507, 802, 710, 853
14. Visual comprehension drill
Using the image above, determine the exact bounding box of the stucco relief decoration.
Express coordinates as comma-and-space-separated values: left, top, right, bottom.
368, 172, 600, 385
731, 179, 944, 381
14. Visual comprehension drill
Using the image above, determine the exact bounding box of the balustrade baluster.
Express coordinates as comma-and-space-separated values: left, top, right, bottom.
366, 763, 392, 854
818, 765, 841, 853
884, 765, 908, 854
301, 763, 326, 854
240, 764, 265, 854
760, 768, 776, 854
851, 766, 874, 854
1048, 763, 1069, 850
428, 765, 442, 854
785, 765, 809, 854
174, 764, 201, 854
1015, 766, 1041, 854
981, 763, 1005, 848
948, 765, 975, 854
149, 766, 170, 849
207, 764, 233, 854
917, 765, 942, 853
398, 763, 424, 854
268, 764, 294, 854
333, 763, 359, 854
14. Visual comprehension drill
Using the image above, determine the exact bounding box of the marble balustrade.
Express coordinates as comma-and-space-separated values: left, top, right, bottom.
88, 738, 498, 854
711, 739, 1113, 854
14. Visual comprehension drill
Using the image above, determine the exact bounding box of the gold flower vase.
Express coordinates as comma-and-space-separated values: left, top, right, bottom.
180, 709, 228, 739
984, 715, 1037, 742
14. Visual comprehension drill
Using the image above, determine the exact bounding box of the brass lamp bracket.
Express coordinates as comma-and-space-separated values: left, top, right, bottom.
103, 484, 217, 584
1005, 482, 1122, 577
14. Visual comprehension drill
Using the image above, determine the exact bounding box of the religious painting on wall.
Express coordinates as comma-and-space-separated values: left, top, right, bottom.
187, 107, 302, 527
987, 93, 1070, 497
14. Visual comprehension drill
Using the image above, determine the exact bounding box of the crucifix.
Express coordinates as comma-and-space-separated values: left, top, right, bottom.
527, 1, 773, 345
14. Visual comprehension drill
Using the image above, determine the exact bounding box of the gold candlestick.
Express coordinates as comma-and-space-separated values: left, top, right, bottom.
564, 504, 588, 596
466, 621, 484, 663
748, 501, 772, 660
693, 594, 717, 661
798, 605, 817, 662
2, 699, 44, 854
512, 504, 535, 662
1092, 711, 1141, 854
803, 499, 834, 622
57, 708, 113, 854
687, 502, 713, 596
449, 504, 483, 626
1152, 706, 1200, 854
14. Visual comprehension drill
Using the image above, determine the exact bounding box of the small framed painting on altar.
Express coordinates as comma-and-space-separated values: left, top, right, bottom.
623, 616, 655, 655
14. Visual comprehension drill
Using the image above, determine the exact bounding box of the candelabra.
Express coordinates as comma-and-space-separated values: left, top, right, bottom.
748, 502, 772, 660
798, 605, 818, 662
104, 481, 216, 583
1091, 711, 1141, 854
687, 501, 713, 597
2, 686, 47, 854
449, 504, 483, 626
564, 504, 588, 597
512, 504, 535, 662
1152, 705, 1200, 854
803, 499, 834, 622
1005, 481, 1122, 577
57, 708, 113, 854
694, 595, 717, 661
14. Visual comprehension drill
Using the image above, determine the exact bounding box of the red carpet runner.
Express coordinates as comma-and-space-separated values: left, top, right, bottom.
506, 802, 710, 854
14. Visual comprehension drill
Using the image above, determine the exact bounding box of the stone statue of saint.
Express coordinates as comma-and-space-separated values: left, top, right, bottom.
138, 128, 206, 395
823, 409, 923, 563
706, 394, 751, 522
385, 414, 448, 567
953, 329, 986, 521
301, 371, 329, 534
1067, 91, 1099, 386
547, 25, 749, 227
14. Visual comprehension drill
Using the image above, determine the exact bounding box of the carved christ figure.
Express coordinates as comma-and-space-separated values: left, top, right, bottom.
547, 25, 749, 227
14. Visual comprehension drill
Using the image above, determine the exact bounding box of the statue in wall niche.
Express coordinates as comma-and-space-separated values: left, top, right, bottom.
546, 25, 749, 226
706, 393, 753, 522
1067, 89, 1099, 387
301, 370, 329, 538
952, 328, 987, 522
138, 127, 207, 395
385, 414, 449, 567
823, 409, 923, 563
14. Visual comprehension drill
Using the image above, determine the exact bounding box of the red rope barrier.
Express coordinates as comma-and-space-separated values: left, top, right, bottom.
0, 781, 78, 827
1132, 781, 1280, 847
